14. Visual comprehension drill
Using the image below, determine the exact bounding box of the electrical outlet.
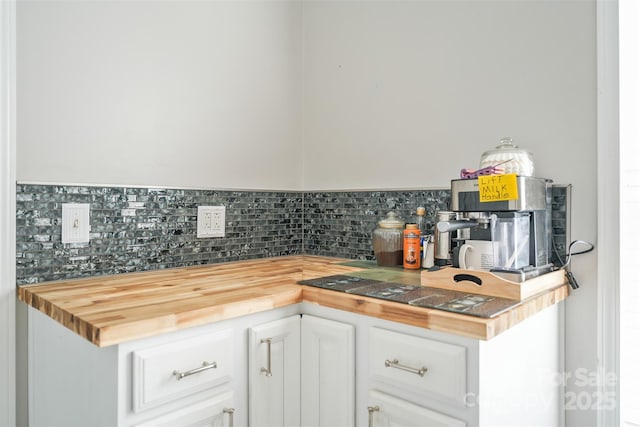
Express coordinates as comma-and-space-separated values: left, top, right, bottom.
61, 203, 91, 244
197, 206, 225, 238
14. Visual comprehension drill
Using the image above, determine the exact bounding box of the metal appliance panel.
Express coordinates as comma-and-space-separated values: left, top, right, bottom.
450, 176, 550, 212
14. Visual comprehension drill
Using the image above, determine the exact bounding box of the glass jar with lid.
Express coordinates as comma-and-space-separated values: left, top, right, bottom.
479, 137, 535, 176
372, 211, 405, 266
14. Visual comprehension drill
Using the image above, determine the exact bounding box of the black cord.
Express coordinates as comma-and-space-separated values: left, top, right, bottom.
551, 239, 594, 290
551, 237, 594, 269
560, 240, 595, 269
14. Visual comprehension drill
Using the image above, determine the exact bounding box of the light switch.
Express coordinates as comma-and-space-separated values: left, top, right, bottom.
62, 203, 90, 244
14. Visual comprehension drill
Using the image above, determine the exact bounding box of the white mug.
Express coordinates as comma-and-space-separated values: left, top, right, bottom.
459, 240, 495, 270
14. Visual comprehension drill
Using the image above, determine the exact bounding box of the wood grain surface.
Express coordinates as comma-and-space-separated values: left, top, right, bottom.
302, 284, 568, 340
420, 267, 567, 300
18, 256, 569, 346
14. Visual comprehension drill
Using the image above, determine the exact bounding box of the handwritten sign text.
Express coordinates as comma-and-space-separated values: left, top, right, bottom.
478, 174, 519, 202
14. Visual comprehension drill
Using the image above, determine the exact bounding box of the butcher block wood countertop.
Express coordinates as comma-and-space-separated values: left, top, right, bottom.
18, 255, 568, 347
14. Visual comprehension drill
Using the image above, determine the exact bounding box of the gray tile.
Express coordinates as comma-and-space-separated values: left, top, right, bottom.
15, 184, 569, 284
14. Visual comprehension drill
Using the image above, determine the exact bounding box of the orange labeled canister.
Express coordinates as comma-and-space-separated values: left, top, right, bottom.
403, 224, 421, 269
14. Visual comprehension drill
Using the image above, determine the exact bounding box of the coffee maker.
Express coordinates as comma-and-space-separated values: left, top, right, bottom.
435, 176, 554, 282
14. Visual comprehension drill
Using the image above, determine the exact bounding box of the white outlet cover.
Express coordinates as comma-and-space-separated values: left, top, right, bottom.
61, 203, 91, 244
197, 206, 225, 238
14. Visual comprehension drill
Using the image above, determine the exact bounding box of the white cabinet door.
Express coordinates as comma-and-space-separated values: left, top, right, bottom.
367, 391, 466, 427
301, 315, 355, 427
249, 315, 301, 427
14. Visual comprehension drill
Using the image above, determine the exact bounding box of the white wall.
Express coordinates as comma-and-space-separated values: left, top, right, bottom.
619, 0, 639, 424
302, 0, 595, 191
17, 0, 303, 190
1, 1, 16, 426
301, 1, 598, 425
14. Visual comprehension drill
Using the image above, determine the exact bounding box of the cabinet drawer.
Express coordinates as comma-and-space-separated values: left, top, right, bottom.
135, 390, 235, 427
368, 390, 465, 427
369, 327, 466, 404
132, 329, 233, 413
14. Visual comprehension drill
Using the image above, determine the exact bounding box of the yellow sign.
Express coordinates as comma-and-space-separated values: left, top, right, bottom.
478, 173, 519, 202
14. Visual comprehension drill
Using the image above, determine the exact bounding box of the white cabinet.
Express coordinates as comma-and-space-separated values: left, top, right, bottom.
27, 303, 302, 427
248, 314, 356, 427
131, 329, 233, 413
368, 327, 466, 406
361, 303, 563, 427
135, 390, 235, 427
301, 315, 355, 427
367, 390, 465, 427
248, 315, 301, 427
27, 295, 562, 427
366, 326, 469, 426
300, 300, 562, 427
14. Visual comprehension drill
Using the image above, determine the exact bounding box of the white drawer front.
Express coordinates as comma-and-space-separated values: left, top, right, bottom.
132, 329, 233, 413
369, 327, 466, 404
368, 390, 466, 427
135, 390, 235, 427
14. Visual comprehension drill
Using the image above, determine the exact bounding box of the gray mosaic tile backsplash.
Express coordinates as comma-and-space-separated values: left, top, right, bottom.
550, 185, 570, 266
303, 186, 570, 263
303, 190, 451, 260
16, 184, 569, 284
16, 185, 302, 284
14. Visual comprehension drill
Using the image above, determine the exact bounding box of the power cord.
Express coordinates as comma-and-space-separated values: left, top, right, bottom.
560, 240, 595, 268
552, 239, 595, 290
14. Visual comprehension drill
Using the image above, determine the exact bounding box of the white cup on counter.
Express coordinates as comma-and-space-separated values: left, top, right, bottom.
422, 235, 434, 268
458, 240, 495, 271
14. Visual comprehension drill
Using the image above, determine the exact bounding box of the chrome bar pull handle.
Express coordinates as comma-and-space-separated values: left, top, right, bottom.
223, 407, 235, 427
367, 405, 379, 427
172, 361, 217, 380
260, 338, 273, 377
384, 358, 427, 377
